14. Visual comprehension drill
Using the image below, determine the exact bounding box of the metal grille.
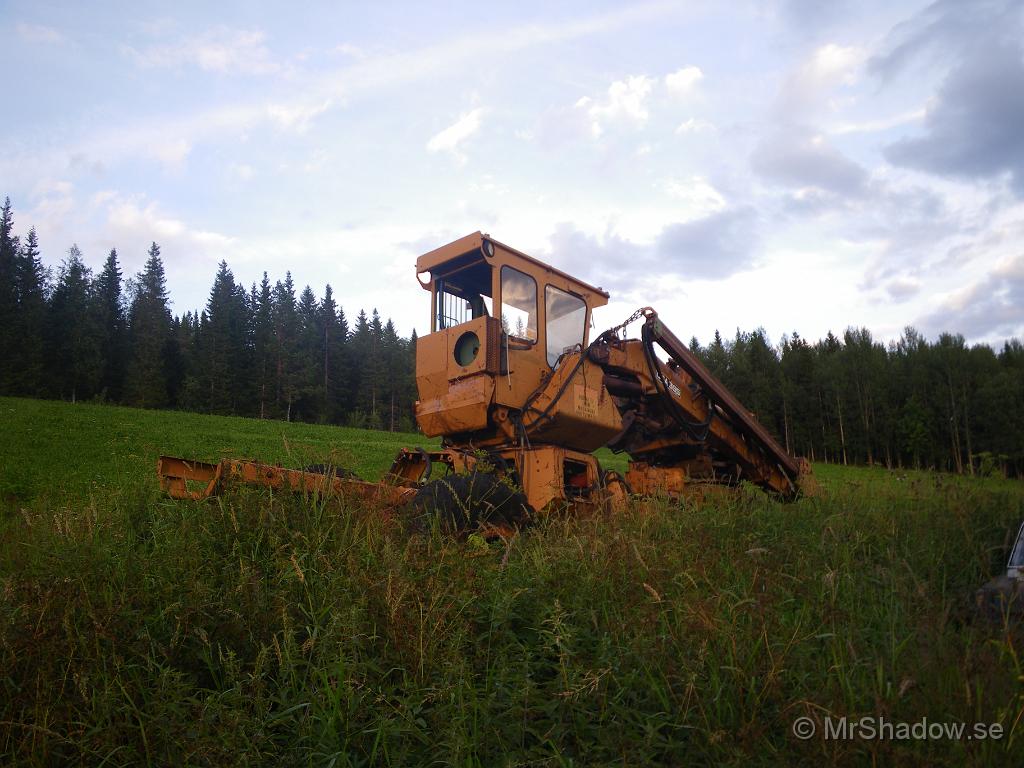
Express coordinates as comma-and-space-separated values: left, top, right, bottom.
437, 286, 471, 329
485, 316, 502, 374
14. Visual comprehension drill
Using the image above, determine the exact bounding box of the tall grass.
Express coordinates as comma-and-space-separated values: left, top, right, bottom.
1, 398, 1023, 765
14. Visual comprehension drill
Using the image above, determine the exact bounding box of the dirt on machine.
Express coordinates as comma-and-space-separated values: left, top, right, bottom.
158, 232, 816, 534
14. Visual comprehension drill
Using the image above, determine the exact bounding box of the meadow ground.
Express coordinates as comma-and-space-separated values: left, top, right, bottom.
1, 395, 1024, 766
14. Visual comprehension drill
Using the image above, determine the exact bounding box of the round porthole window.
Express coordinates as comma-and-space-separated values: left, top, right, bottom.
453, 331, 480, 366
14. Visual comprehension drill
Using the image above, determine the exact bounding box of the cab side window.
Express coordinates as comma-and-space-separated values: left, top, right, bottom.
545, 285, 586, 366
500, 266, 538, 343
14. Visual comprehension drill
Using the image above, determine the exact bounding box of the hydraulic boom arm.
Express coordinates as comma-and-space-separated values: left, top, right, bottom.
590, 309, 808, 499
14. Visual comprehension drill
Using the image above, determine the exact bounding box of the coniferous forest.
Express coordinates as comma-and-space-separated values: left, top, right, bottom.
1, 196, 1022, 477
0, 198, 417, 433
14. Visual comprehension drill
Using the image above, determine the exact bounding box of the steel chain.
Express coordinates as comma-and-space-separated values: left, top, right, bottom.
605, 306, 649, 339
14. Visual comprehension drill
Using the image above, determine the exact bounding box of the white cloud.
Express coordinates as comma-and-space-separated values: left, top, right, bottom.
334, 43, 366, 60
752, 131, 868, 197
104, 199, 234, 269
266, 99, 332, 132
230, 164, 256, 182
675, 117, 715, 134
9, 0, 1024, 349
55, 103, 265, 179
16, 23, 65, 44
780, 43, 865, 115
29, 180, 76, 225
5, 4, 676, 182
665, 65, 703, 97
915, 249, 1024, 342
72, 192, 436, 326
468, 175, 509, 195
578, 75, 655, 137
124, 28, 279, 75
885, 276, 921, 300
426, 108, 484, 163
661, 176, 728, 219
827, 108, 926, 135
90, 190, 118, 208
108, 200, 185, 240
103, 197, 233, 259
31, 179, 73, 199
805, 43, 863, 88
152, 138, 192, 172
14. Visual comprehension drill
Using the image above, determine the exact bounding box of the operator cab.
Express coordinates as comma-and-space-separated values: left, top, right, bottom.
413, 232, 610, 438
417, 232, 607, 369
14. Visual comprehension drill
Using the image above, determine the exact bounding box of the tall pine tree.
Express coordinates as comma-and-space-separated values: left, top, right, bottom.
0, 198, 21, 393
93, 249, 127, 401
13, 227, 48, 394
295, 285, 323, 420
126, 243, 173, 407
271, 273, 299, 420
46, 245, 100, 402
251, 273, 274, 419
318, 284, 347, 422
202, 261, 250, 414
381, 318, 403, 431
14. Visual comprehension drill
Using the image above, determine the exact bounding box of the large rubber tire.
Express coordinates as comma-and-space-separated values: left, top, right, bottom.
412, 471, 532, 534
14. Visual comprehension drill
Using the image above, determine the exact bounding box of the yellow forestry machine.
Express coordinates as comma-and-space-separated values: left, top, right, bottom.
158, 232, 815, 533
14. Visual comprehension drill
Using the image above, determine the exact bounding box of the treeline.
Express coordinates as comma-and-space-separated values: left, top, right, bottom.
687, 327, 1024, 477
0, 198, 418, 431
2, 196, 1022, 476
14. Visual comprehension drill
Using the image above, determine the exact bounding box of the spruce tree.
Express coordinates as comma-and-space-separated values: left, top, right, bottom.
403, 329, 419, 432
202, 261, 249, 414
318, 284, 347, 423
93, 249, 127, 401
271, 273, 299, 420
0, 198, 21, 392
360, 309, 385, 428
347, 309, 370, 426
294, 285, 322, 421
164, 311, 187, 407
703, 330, 727, 380
46, 245, 100, 402
381, 318, 403, 430
745, 328, 783, 442
252, 273, 274, 418
126, 242, 173, 408
13, 227, 48, 394
335, 302, 350, 419
779, 333, 817, 458
174, 309, 203, 410
816, 331, 848, 465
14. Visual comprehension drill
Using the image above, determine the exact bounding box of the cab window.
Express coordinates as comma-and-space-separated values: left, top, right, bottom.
500, 266, 537, 343
432, 252, 493, 331
436, 280, 491, 329
545, 285, 586, 366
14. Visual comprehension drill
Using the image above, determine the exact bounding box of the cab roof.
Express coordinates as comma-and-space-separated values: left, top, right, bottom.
415, 231, 611, 302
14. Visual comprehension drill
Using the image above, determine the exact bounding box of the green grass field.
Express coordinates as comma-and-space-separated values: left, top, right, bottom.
2, 395, 1024, 765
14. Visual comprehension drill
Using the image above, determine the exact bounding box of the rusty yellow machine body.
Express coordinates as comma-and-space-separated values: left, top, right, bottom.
159, 232, 813, 527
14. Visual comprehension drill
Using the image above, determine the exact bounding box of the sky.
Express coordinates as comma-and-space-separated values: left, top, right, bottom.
3, 0, 1024, 348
